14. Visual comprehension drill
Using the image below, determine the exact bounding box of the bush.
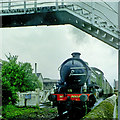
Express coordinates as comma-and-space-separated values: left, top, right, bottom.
2, 105, 22, 119
2, 105, 39, 119
2, 54, 42, 105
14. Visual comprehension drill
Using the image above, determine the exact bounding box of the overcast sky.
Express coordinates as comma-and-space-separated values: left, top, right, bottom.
0, 1, 119, 87
0, 25, 118, 87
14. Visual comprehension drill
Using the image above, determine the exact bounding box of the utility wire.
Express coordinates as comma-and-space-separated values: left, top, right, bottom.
77, 0, 117, 27
100, 0, 118, 14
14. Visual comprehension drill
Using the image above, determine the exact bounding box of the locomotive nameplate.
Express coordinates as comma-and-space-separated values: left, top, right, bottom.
71, 95, 80, 98
53, 94, 90, 101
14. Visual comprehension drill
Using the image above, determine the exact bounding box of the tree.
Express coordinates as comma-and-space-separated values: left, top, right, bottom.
2, 53, 42, 105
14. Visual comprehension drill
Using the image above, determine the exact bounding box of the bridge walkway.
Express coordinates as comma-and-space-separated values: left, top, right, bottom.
0, 0, 119, 49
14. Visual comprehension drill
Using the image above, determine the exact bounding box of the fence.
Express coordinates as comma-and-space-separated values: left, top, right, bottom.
16, 88, 54, 107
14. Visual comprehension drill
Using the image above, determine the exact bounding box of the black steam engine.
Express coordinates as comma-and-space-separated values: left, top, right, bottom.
48, 52, 112, 117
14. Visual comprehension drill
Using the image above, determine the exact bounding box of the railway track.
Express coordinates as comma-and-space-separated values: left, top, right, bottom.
50, 98, 104, 120
91, 97, 104, 109
50, 111, 86, 120
50, 111, 82, 120
50, 112, 69, 120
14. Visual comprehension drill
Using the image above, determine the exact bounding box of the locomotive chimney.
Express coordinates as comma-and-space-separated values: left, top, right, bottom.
71, 52, 81, 59
35, 63, 37, 75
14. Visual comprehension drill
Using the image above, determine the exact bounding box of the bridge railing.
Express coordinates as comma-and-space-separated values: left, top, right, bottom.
1, 1, 53, 11
65, 3, 118, 37
0, 1, 118, 27
0, 0, 119, 39
0, 0, 65, 11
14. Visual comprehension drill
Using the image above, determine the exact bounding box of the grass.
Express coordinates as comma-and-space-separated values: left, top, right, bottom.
2, 105, 57, 120
116, 96, 118, 119
116, 106, 118, 118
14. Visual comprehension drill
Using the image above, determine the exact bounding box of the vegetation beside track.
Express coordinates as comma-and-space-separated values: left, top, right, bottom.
2, 105, 57, 120
82, 95, 117, 119
116, 96, 118, 118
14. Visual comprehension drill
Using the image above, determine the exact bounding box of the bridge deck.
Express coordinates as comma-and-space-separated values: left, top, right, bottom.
0, 0, 119, 49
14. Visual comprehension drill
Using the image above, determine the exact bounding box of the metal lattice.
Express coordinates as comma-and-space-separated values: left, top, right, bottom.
0, 0, 119, 49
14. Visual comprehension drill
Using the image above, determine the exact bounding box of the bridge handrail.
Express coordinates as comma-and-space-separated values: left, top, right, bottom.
1, 1, 118, 28
65, 4, 118, 35
0, 0, 119, 35
71, 2, 118, 29
0, 0, 56, 3
95, 2, 118, 14
2, 2, 55, 8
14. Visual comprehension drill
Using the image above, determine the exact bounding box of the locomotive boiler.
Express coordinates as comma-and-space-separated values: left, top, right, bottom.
48, 52, 113, 117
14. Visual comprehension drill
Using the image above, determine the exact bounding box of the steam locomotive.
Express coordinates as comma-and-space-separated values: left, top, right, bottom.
48, 52, 113, 117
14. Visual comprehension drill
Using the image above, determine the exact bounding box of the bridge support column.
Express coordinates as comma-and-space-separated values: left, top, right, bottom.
117, 50, 120, 120
118, 2, 120, 120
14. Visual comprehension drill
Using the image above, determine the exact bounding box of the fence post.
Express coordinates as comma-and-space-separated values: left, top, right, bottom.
113, 94, 117, 119
35, 88, 40, 106
91, 1, 95, 25
8, 0, 11, 10
61, 0, 64, 6
17, 92, 20, 106
34, 0, 37, 12
24, 1, 26, 13
56, 0, 58, 10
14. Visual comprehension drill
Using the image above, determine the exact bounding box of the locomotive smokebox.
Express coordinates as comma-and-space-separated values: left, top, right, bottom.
60, 52, 89, 87
71, 52, 81, 59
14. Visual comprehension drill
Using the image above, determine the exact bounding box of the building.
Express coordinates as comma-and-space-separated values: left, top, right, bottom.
43, 78, 58, 90
36, 73, 58, 90
36, 73, 44, 90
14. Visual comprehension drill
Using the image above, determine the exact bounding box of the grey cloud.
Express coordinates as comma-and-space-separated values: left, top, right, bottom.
1, 25, 118, 87
68, 26, 89, 45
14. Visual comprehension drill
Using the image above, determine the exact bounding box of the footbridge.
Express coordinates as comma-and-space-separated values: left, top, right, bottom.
0, 0, 120, 119
0, 0, 119, 49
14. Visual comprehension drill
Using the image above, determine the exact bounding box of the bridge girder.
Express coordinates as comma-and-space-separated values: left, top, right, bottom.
1, 7, 119, 49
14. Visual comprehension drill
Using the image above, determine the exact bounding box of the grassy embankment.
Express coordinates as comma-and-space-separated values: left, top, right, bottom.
2, 105, 57, 120
116, 96, 118, 118
82, 95, 117, 119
